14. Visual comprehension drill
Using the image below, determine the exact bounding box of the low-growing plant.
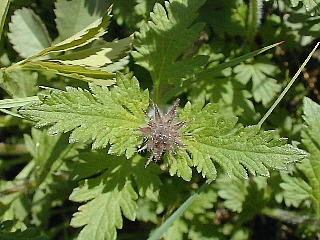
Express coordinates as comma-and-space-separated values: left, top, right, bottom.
0, 0, 320, 239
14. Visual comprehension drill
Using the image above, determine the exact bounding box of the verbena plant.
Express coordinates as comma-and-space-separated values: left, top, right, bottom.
0, 0, 320, 239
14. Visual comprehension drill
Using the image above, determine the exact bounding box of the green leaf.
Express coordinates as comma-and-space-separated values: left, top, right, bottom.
70, 151, 161, 201
131, 156, 162, 201
216, 175, 247, 213
165, 42, 283, 103
167, 149, 193, 181
36, 7, 112, 58
300, 97, 320, 214
302, 97, 320, 156
280, 172, 313, 208
1, 70, 38, 98
216, 175, 267, 224
199, 0, 246, 37
178, 102, 307, 180
188, 75, 257, 123
280, 98, 320, 215
132, 0, 208, 101
0, 96, 39, 109
136, 198, 158, 223
50, 37, 133, 68
54, 0, 109, 40
23, 128, 80, 226
0, 221, 49, 240
0, 0, 10, 40
164, 218, 188, 240
234, 61, 281, 106
112, 1, 139, 28
69, 154, 161, 240
195, 42, 283, 81
22, 61, 116, 86
19, 73, 149, 159
238, 178, 268, 223
0, 182, 29, 225
8, 8, 51, 58
183, 189, 217, 220
149, 179, 213, 240
101, 56, 130, 72
68, 151, 111, 181
24, 128, 77, 184
290, 0, 320, 15
71, 180, 137, 240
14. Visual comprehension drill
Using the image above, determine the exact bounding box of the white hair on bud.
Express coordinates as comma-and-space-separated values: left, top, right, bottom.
257, 0, 263, 27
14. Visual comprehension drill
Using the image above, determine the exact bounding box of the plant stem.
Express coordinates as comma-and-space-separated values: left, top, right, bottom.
258, 42, 320, 127
148, 179, 213, 240
4, 51, 43, 73
0, 0, 10, 41
246, 0, 262, 49
262, 207, 316, 225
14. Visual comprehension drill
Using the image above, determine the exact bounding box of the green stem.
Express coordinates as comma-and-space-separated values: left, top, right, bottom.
148, 179, 213, 240
258, 42, 320, 127
262, 207, 317, 225
311, 195, 320, 221
246, 0, 262, 48
4, 48, 45, 73
0, 0, 10, 41
5, 57, 32, 72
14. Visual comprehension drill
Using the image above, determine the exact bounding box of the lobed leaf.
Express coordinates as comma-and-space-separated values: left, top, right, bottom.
50, 37, 133, 68
183, 189, 217, 220
131, 157, 162, 201
234, 61, 281, 106
0, 221, 49, 240
168, 149, 193, 181
285, 97, 320, 215
19, 73, 149, 159
280, 172, 313, 208
0, 182, 28, 226
275, 98, 320, 213
177, 102, 307, 180
149, 179, 213, 240
195, 42, 284, 81
1, 70, 38, 98
136, 199, 158, 224
237, 179, 268, 224
216, 175, 247, 213
164, 219, 188, 240
165, 42, 283, 103
0, 96, 39, 109
22, 61, 116, 86
8, 8, 52, 58
34, 6, 112, 58
23, 128, 80, 226
290, 0, 320, 15
69, 154, 161, 240
54, 0, 109, 40
302, 97, 320, 154
71, 181, 137, 240
132, 0, 208, 99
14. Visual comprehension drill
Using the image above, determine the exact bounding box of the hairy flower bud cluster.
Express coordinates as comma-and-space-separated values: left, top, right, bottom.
138, 98, 186, 167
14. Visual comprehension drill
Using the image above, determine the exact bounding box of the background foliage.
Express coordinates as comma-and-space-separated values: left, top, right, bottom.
0, 0, 320, 239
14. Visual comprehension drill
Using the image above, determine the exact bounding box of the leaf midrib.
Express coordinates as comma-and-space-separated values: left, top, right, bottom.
184, 138, 303, 157
24, 108, 145, 126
